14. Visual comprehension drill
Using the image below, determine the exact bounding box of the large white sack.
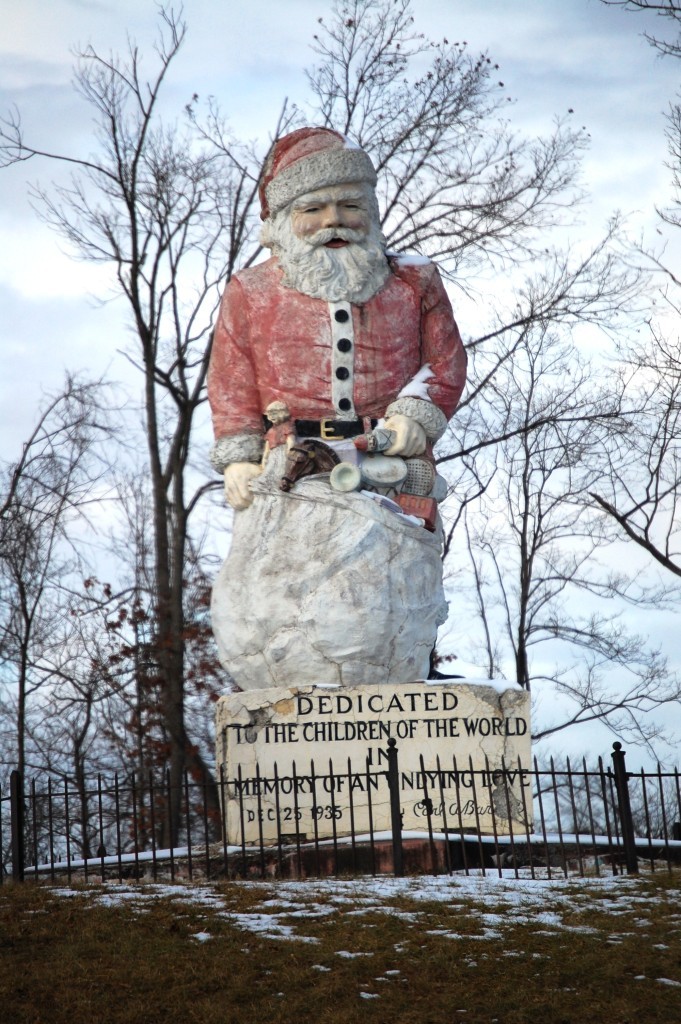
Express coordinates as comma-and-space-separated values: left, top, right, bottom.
212, 447, 447, 690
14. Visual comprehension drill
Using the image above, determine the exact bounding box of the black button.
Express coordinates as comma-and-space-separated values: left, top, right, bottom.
336, 367, 350, 380
337, 338, 352, 353
335, 309, 350, 322
338, 398, 352, 411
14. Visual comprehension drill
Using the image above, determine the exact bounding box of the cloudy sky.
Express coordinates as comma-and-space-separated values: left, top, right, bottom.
2, 0, 680, 760
1, 0, 679, 453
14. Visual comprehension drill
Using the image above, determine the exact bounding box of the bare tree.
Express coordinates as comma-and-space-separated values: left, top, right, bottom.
0, 10, 270, 841
302, 3, 665, 742
444, 327, 680, 748
593, 0, 681, 593
0, 376, 110, 781
308, 0, 587, 275
602, 1, 681, 56
590, 330, 681, 579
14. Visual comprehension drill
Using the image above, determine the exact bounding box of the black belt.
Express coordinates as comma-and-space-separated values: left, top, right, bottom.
264, 415, 378, 441
296, 417, 378, 440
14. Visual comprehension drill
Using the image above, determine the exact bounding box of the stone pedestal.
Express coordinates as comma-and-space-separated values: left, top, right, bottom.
216, 679, 531, 847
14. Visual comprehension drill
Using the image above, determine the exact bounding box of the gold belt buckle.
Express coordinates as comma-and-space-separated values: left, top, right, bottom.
320, 417, 342, 440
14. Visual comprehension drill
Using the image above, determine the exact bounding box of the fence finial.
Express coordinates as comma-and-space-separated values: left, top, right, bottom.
611, 741, 639, 875
386, 739, 403, 876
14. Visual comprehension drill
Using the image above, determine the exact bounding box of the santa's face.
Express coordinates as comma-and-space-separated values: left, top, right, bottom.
262, 182, 389, 304
290, 185, 372, 245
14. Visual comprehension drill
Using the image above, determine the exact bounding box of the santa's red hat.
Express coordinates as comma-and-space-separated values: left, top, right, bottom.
259, 127, 377, 220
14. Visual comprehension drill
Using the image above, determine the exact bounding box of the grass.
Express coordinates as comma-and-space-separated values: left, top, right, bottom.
1, 871, 680, 1023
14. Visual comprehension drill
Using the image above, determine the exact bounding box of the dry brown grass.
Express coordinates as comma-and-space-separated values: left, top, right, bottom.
1, 872, 679, 1024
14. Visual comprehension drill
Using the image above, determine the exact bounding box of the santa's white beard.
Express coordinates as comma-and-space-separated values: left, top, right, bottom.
263, 216, 390, 304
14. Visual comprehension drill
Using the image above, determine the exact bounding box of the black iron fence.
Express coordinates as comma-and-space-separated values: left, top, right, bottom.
2, 741, 680, 883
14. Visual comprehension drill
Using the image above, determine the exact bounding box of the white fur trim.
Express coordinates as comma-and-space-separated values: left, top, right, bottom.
397, 364, 435, 401
385, 397, 449, 441
266, 149, 377, 216
393, 253, 432, 267
210, 433, 264, 473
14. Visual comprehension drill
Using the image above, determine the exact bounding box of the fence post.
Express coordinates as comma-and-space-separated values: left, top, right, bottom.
10, 770, 24, 883
386, 738, 404, 877
611, 742, 639, 875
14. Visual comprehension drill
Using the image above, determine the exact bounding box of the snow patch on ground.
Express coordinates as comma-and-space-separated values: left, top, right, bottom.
37, 872, 677, 957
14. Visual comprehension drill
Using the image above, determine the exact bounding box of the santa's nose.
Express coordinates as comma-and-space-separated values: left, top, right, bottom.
321, 204, 342, 227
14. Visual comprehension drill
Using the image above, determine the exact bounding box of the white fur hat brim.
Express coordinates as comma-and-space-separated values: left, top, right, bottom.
265, 148, 377, 217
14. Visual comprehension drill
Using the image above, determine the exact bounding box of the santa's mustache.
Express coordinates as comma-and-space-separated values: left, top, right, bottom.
305, 227, 368, 248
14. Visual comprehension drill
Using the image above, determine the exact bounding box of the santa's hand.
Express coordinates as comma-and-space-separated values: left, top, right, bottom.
383, 414, 427, 457
224, 463, 262, 510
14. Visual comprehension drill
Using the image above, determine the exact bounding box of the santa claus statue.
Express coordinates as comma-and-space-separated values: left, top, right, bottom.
208, 127, 467, 691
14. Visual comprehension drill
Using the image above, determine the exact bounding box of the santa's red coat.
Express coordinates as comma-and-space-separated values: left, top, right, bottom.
208, 255, 467, 450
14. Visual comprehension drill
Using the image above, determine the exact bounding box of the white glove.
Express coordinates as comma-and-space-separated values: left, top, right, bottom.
383, 414, 427, 457
223, 463, 262, 510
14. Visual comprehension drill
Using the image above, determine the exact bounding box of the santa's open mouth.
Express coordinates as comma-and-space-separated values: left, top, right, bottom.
324, 239, 350, 248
